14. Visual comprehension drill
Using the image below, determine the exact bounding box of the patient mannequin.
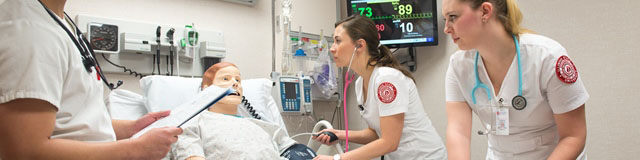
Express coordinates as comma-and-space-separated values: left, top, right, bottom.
174, 62, 296, 160
201, 62, 244, 115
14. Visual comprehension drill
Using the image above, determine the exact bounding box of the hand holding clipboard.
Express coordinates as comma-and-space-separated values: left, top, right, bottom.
132, 86, 234, 138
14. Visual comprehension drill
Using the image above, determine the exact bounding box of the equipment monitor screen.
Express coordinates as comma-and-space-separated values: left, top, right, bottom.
284, 82, 297, 99
347, 0, 439, 48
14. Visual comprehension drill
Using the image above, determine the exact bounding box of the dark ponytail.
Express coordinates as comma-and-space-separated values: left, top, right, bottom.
336, 15, 415, 82
372, 44, 416, 82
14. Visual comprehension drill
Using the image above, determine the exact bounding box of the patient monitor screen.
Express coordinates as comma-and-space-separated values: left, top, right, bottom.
284, 82, 297, 99
347, 0, 439, 47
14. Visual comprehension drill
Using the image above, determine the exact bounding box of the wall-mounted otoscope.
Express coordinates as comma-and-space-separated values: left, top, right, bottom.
155, 26, 162, 75
166, 28, 175, 76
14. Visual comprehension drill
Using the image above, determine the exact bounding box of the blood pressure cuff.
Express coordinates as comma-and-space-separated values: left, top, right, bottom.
280, 143, 317, 160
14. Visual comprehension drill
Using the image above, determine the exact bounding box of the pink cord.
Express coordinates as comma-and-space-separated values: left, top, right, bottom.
343, 71, 355, 152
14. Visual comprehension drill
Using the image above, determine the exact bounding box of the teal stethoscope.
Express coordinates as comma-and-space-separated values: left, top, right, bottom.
471, 35, 527, 110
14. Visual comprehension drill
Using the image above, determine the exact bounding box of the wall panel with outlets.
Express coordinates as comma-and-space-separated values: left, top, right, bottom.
76, 14, 226, 77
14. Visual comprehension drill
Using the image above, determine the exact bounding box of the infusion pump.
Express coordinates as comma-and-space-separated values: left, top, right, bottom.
272, 73, 313, 115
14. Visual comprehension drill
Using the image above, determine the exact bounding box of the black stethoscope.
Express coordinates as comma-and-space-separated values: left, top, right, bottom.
38, 0, 122, 90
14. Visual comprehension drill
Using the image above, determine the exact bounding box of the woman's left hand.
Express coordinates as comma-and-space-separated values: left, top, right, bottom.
312, 155, 333, 160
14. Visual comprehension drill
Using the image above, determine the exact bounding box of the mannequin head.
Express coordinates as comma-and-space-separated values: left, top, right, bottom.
201, 62, 243, 114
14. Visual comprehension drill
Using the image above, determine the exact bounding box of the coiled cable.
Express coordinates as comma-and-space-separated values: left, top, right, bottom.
101, 53, 145, 79
241, 96, 261, 120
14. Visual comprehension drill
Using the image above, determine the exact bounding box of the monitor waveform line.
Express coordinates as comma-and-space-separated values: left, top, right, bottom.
370, 13, 433, 20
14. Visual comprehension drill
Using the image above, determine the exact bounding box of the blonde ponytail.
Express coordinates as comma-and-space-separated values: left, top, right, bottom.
503, 0, 530, 35
461, 0, 532, 36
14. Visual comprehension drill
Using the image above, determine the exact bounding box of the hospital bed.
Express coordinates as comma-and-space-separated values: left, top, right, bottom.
106, 75, 343, 159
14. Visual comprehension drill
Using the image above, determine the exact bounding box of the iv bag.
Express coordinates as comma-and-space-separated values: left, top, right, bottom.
312, 38, 338, 99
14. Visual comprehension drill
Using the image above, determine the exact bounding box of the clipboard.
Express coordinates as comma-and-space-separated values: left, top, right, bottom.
132, 85, 234, 138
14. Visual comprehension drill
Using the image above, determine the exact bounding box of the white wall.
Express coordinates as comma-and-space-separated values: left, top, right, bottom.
517, 0, 640, 158
67, 0, 273, 80
342, 0, 640, 159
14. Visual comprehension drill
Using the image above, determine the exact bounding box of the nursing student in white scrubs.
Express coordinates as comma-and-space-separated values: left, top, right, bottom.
442, 0, 588, 159
0, 0, 181, 159
312, 15, 446, 160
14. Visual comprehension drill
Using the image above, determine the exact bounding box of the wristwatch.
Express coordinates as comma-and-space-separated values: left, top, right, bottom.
333, 154, 341, 160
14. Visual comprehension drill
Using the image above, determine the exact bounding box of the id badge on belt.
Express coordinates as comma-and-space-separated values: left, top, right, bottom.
495, 98, 509, 135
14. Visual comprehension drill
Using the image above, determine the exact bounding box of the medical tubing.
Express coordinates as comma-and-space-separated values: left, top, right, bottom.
65, 14, 121, 89
100, 53, 145, 79
514, 35, 522, 96
94, 53, 122, 90
290, 133, 318, 139
472, 53, 480, 104
84, 36, 122, 89
42, 5, 124, 90
342, 48, 357, 152
331, 102, 338, 124
342, 74, 350, 152
472, 52, 493, 104
241, 96, 261, 120
78, 31, 123, 89
472, 35, 521, 103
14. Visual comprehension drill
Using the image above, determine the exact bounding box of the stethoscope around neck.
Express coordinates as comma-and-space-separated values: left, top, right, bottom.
37, 0, 122, 90
472, 35, 528, 134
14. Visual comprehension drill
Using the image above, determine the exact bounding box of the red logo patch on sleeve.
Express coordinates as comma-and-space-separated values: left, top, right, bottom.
555, 55, 578, 84
377, 82, 397, 103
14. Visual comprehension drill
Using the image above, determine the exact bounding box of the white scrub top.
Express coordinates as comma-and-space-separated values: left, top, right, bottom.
445, 34, 589, 159
0, 0, 116, 143
355, 66, 447, 160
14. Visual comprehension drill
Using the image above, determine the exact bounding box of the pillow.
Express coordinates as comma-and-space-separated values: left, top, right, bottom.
239, 78, 273, 118
237, 78, 287, 133
140, 75, 202, 113
106, 89, 147, 120
140, 76, 286, 132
